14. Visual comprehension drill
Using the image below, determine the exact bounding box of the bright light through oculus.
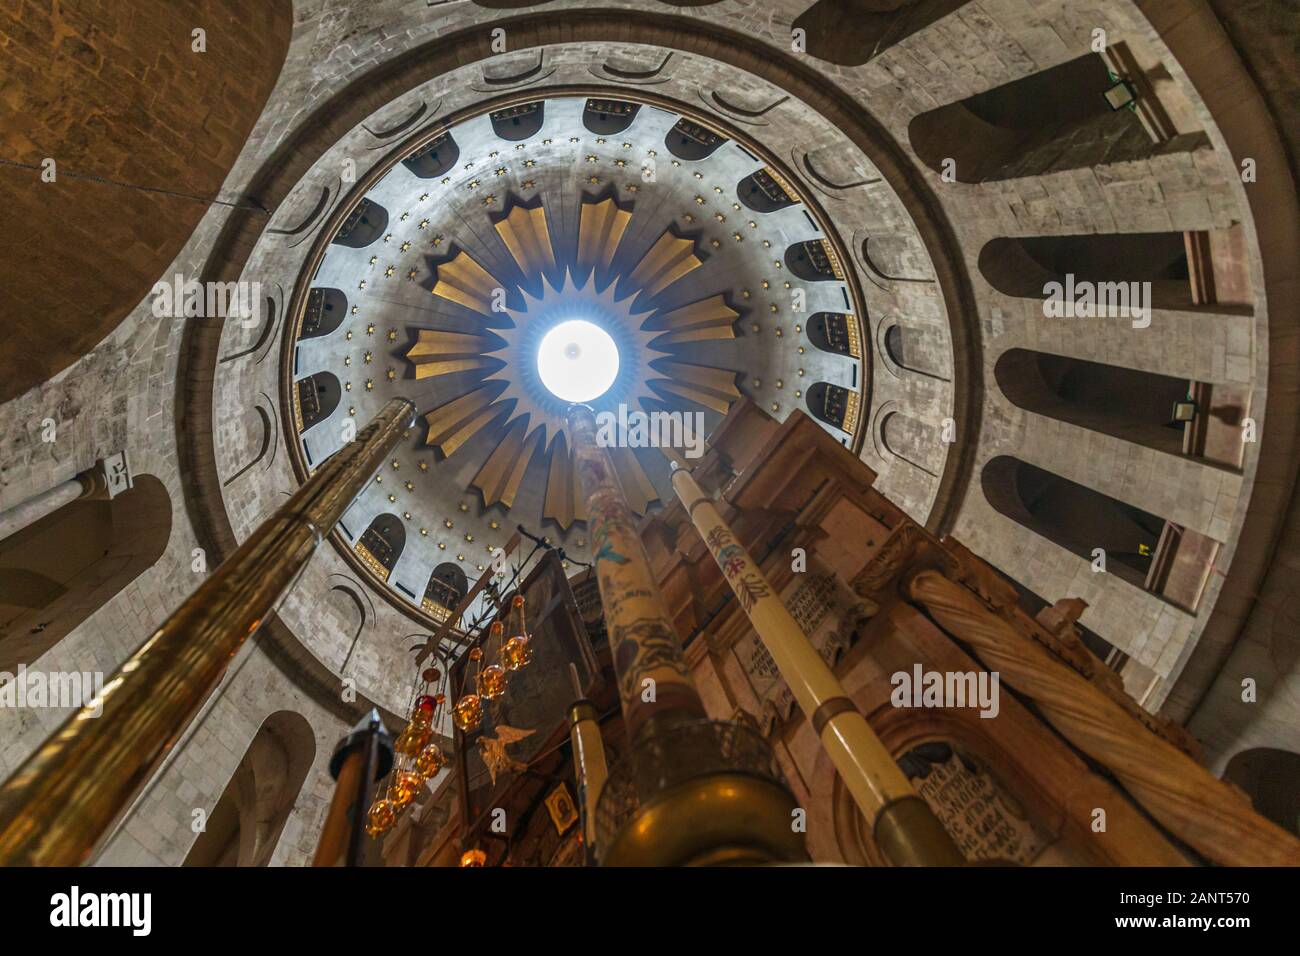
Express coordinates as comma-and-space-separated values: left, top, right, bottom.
536, 319, 619, 403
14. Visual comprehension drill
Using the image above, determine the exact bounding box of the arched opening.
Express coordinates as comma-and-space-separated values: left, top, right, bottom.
980, 229, 1252, 314
908, 53, 1208, 183
737, 167, 800, 213
807, 312, 862, 358
0, 475, 171, 671
582, 98, 640, 135
0, 0, 294, 404
982, 456, 1218, 610
881, 411, 942, 476
402, 132, 459, 179
1222, 748, 1300, 836
490, 102, 545, 141
806, 382, 860, 433
355, 514, 406, 582
293, 372, 341, 433
332, 198, 389, 249
995, 349, 1189, 454
183, 711, 317, 866
423, 562, 469, 624
301, 288, 348, 339
784, 239, 843, 282
996, 348, 1252, 470
792, 0, 972, 67
664, 117, 727, 160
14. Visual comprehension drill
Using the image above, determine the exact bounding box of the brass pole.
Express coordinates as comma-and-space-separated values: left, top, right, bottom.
0, 398, 417, 866
567, 405, 805, 865
566, 663, 607, 863
671, 466, 965, 866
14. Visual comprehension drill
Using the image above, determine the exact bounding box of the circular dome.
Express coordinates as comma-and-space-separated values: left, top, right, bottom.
537, 319, 620, 403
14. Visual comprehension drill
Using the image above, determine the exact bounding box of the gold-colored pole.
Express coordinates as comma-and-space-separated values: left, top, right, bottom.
0, 398, 417, 866
671, 466, 965, 866
567, 405, 805, 865
566, 663, 607, 862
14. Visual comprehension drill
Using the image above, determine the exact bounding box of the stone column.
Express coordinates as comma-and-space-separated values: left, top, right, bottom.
567, 405, 804, 865
0, 452, 130, 544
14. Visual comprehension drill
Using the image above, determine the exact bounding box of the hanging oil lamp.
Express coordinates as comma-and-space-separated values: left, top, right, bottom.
475, 623, 508, 700
415, 741, 447, 778
501, 594, 533, 672
453, 692, 483, 732
366, 798, 396, 837
460, 848, 487, 867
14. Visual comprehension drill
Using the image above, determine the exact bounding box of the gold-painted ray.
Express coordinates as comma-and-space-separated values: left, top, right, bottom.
577, 197, 631, 285
648, 361, 740, 415
607, 446, 659, 515
472, 416, 544, 509
430, 250, 501, 313
627, 232, 701, 298
544, 432, 587, 530
405, 329, 498, 379
494, 204, 556, 281
423, 385, 509, 457
650, 295, 738, 347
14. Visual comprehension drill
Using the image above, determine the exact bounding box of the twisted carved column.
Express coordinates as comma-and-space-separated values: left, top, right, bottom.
906, 569, 1300, 866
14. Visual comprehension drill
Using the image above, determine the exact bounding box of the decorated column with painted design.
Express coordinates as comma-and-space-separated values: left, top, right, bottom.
566, 403, 707, 739
671, 464, 965, 866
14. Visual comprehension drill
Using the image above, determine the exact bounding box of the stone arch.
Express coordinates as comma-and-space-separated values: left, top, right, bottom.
183, 710, 317, 867
981, 232, 1185, 311
355, 514, 406, 582
881, 410, 942, 476
1222, 748, 1300, 837
0, 0, 294, 404
293, 372, 341, 434
0, 475, 172, 671
223, 401, 277, 487
908, 52, 1208, 183
982, 456, 1164, 590
331, 197, 389, 249
792, 0, 972, 67
994, 349, 1190, 456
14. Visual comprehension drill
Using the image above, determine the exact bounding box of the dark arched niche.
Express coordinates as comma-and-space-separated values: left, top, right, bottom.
183, 711, 317, 866
0, 0, 293, 404
982, 456, 1163, 589
1222, 748, 1300, 836
909, 53, 1208, 183
994, 349, 1189, 455
793, 0, 972, 66
0, 475, 172, 671
356, 514, 406, 582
